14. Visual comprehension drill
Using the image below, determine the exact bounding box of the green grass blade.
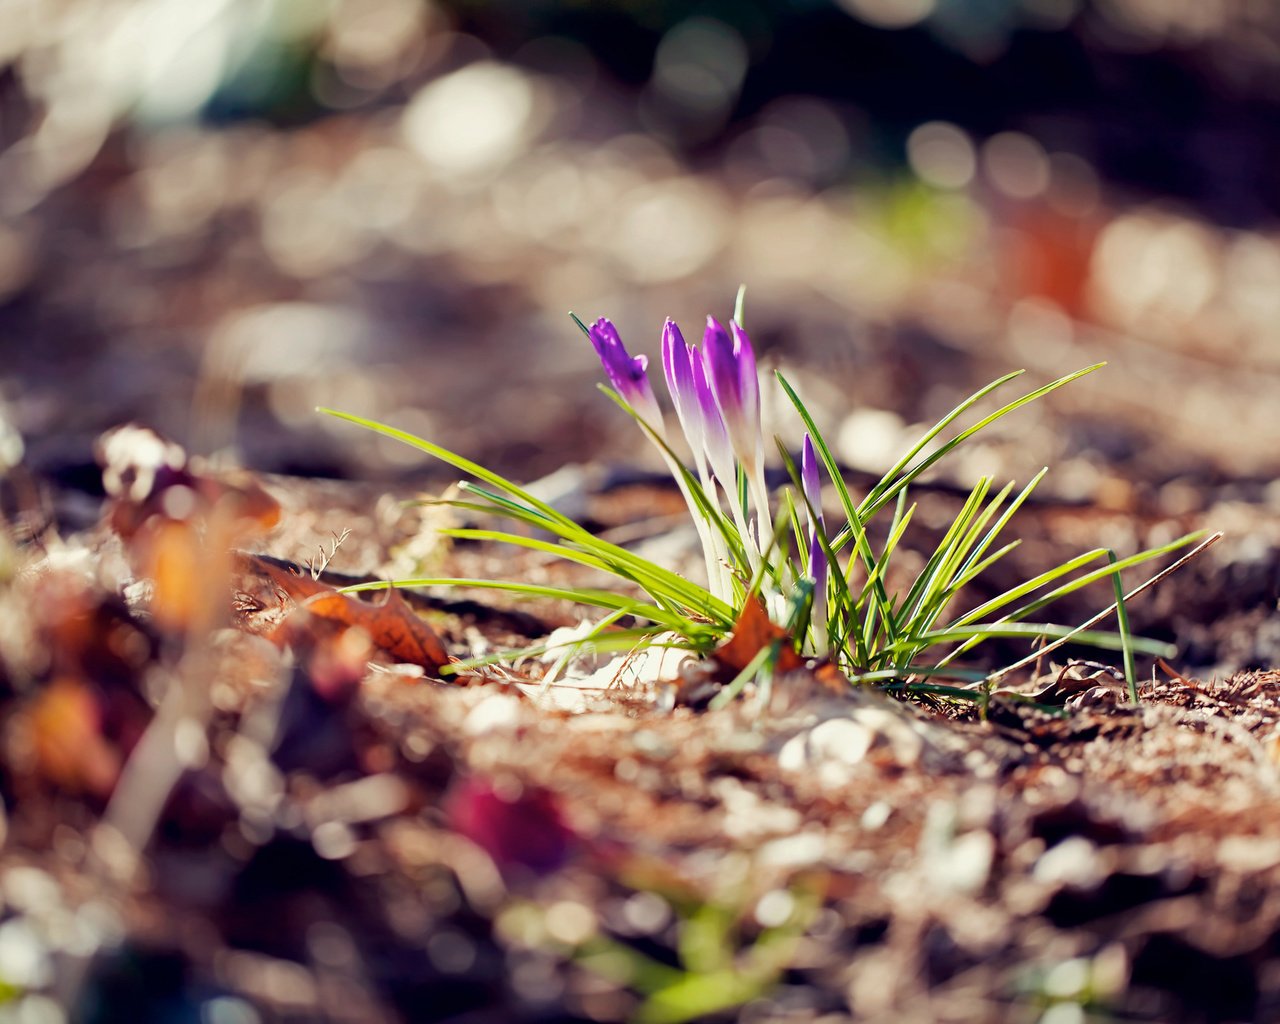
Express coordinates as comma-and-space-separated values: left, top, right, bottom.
775, 374, 897, 650
889, 622, 1175, 657
1108, 549, 1140, 703
894, 477, 992, 642
856, 364, 1104, 522
318, 408, 582, 531
341, 577, 707, 635
776, 437, 861, 663
854, 371, 1027, 519
960, 532, 1204, 630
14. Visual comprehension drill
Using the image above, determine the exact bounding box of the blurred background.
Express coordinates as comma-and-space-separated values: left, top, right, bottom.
4, 0, 1280, 511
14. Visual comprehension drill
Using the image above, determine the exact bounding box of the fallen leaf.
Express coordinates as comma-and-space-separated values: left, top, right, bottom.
292, 588, 449, 676
714, 597, 804, 676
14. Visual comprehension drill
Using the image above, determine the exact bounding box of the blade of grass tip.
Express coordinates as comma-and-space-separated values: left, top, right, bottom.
895, 476, 991, 642
857, 363, 1106, 523
318, 408, 584, 532
569, 311, 592, 338
945, 469, 1047, 596
453, 482, 558, 525
904, 478, 1021, 650
733, 284, 747, 326
986, 531, 1223, 683
897, 621, 1174, 656
1108, 549, 1140, 703
854, 370, 1025, 520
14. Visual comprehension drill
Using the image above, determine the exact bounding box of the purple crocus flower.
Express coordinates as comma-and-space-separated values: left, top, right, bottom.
661, 319, 701, 453
589, 317, 663, 431
692, 342, 736, 492
801, 434, 827, 588
588, 320, 665, 432
702, 317, 762, 473
662, 319, 735, 489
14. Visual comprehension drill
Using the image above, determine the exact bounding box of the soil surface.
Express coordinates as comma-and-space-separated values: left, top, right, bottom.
2, 460, 1279, 1024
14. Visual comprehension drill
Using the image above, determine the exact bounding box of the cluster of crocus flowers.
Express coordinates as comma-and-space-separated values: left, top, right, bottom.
586, 310, 828, 621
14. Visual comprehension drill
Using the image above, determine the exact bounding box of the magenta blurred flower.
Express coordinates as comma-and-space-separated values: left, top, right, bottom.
588, 317, 663, 431
446, 775, 577, 878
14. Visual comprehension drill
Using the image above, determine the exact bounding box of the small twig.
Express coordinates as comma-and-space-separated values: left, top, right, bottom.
307, 527, 352, 580
987, 531, 1223, 684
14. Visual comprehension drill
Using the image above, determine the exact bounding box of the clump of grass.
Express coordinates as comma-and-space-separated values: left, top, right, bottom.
322, 289, 1203, 705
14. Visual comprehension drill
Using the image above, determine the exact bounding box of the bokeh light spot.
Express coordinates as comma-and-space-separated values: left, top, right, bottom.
907, 121, 976, 190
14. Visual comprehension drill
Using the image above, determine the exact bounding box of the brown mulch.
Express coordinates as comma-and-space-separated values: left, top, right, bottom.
1, 464, 1279, 1024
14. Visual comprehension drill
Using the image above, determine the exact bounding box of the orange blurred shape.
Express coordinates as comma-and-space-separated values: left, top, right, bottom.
1001, 204, 1100, 318
197, 469, 282, 535
98, 424, 280, 540
35, 574, 154, 685
141, 518, 213, 635
28, 678, 121, 796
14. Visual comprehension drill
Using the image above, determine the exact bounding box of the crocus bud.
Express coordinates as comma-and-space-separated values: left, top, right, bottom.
801, 434, 827, 587
702, 317, 762, 473
661, 319, 703, 456
692, 338, 736, 493
589, 317, 663, 432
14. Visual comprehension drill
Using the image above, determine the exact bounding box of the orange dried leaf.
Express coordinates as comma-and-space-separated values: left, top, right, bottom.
714, 597, 803, 675
300, 588, 450, 675
233, 551, 333, 604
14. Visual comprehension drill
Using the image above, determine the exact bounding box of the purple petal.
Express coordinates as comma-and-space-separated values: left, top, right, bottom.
661, 320, 692, 415
808, 529, 828, 589
801, 434, 822, 514
589, 316, 662, 429
693, 347, 734, 486
801, 434, 827, 583
702, 316, 741, 419
663, 319, 706, 454
730, 320, 761, 430
589, 317, 649, 397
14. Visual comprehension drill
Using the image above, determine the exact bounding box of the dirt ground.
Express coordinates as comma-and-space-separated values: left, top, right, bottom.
1, 454, 1278, 1024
